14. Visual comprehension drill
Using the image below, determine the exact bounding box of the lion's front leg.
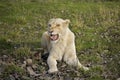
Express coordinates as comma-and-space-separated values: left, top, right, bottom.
47, 56, 58, 73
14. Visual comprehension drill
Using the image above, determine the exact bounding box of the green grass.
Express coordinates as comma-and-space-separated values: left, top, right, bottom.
0, 0, 120, 80
1, 64, 25, 79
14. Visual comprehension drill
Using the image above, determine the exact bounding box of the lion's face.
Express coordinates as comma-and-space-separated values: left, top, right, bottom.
47, 18, 70, 42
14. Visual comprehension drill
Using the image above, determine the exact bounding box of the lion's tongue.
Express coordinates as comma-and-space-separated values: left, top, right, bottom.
50, 34, 58, 41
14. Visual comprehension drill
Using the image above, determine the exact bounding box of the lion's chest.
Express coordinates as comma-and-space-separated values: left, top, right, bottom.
49, 38, 67, 60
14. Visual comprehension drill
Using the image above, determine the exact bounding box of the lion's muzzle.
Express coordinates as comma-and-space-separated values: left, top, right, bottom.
49, 34, 59, 41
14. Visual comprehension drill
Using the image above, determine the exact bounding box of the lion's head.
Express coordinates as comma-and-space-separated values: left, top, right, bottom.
47, 18, 70, 42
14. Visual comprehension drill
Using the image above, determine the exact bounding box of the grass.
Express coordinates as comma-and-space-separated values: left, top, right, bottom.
1, 64, 25, 78
0, 0, 120, 80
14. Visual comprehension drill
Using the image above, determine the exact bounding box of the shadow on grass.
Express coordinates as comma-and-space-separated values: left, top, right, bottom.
0, 38, 41, 56
0, 38, 13, 50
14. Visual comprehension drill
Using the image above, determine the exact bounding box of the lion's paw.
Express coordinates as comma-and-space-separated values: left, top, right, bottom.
48, 69, 58, 73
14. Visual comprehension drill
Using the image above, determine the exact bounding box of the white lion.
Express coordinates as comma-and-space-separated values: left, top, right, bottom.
41, 18, 89, 73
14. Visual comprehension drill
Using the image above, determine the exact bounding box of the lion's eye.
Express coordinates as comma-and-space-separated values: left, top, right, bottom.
48, 24, 51, 27
56, 24, 60, 27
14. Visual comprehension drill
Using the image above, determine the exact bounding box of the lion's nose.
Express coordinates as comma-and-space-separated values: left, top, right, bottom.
49, 31, 53, 34
49, 31, 53, 36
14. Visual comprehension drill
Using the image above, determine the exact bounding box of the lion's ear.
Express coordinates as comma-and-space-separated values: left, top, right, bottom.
63, 19, 70, 27
65, 19, 70, 24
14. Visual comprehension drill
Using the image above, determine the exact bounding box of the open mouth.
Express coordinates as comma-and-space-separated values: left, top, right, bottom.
50, 34, 59, 41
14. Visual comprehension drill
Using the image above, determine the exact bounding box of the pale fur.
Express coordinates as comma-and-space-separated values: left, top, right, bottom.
41, 18, 89, 73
